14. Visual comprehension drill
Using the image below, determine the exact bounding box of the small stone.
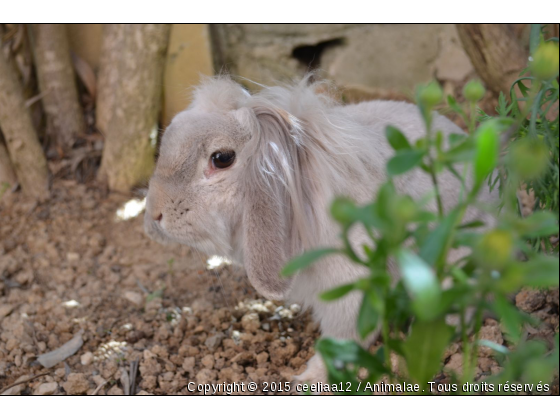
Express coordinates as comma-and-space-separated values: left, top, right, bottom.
124, 291, 143, 306
63, 373, 90, 395
182, 356, 195, 374
195, 368, 216, 385
516, 288, 546, 313
445, 353, 463, 376
107, 385, 124, 395
34, 382, 58, 395
241, 313, 260, 333
66, 252, 80, 262
204, 333, 224, 351
0, 303, 14, 320
256, 352, 269, 365
1, 375, 29, 395
478, 319, 504, 357
81, 351, 94, 366
201, 354, 215, 369
136, 390, 153, 395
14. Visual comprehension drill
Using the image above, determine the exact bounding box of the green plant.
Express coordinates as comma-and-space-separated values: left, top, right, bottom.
282, 32, 559, 395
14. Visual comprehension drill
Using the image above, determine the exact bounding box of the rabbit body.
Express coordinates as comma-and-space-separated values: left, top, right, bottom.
144, 77, 494, 384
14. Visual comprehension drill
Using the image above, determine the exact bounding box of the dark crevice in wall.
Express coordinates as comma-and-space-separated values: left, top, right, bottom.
291, 38, 344, 70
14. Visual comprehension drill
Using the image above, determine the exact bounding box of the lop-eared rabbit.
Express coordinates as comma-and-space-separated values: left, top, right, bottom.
144, 76, 494, 384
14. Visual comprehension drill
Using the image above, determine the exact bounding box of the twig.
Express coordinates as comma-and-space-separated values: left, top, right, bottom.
92, 379, 109, 396
129, 358, 139, 396
0, 371, 50, 394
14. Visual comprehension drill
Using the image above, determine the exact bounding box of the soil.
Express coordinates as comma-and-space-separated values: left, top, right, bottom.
0, 180, 558, 395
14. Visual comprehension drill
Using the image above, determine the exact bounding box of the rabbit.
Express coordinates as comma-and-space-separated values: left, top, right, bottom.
144, 75, 496, 385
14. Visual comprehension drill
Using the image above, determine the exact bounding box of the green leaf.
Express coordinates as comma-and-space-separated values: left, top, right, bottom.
447, 95, 467, 119
320, 283, 355, 301
444, 139, 475, 163
386, 126, 411, 151
281, 248, 338, 277
397, 249, 441, 320
403, 319, 453, 386
478, 339, 510, 355
457, 220, 486, 230
330, 197, 358, 226
317, 338, 388, 377
357, 293, 380, 339
419, 209, 459, 266
473, 121, 500, 188
529, 24, 541, 55
493, 295, 523, 343
448, 132, 467, 145
521, 256, 560, 288
387, 150, 425, 176
514, 211, 559, 238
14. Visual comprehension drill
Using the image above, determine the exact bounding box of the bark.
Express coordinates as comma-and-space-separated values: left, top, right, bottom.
95, 24, 126, 135
33, 24, 84, 152
0, 136, 17, 191
98, 24, 171, 192
0, 50, 50, 200
456, 24, 527, 96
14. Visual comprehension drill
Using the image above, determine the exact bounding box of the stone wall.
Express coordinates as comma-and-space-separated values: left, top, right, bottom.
211, 24, 474, 96
67, 24, 477, 124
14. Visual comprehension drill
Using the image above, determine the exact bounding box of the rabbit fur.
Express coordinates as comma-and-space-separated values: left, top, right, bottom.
144, 76, 496, 384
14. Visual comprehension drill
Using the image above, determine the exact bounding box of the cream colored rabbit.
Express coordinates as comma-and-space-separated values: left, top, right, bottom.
144, 76, 494, 384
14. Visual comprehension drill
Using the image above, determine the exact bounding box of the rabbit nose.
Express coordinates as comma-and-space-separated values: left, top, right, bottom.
153, 212, 163, 222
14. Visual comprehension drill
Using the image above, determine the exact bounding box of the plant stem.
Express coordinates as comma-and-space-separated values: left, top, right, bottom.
429, 164, 445, 217
468, 291, 487, 382
459, 306, 470, 391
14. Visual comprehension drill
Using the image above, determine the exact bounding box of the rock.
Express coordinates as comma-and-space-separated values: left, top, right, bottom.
204, 332, 224, 351
256, 352, 269, 366
107, 385, 124, 395
201, 354, 214, 369
195, 368, 216, 385
478, 319, 504, 357
124, 291, 143, 306
434, 25, 474, 82
478, 357, 498, 373
81, 351, 94, 366
66, 252, 80, 263
214, 24, 470, 93
34, 382, 58, 395
445, 353, 463, 376
182, 356, 195, 375
0, 303, 14, 320
1, 375, 29, 395
62, 373, 90, 395
241, 313, 260, 333
136, 390, 153, 395
516, 288, 546, 313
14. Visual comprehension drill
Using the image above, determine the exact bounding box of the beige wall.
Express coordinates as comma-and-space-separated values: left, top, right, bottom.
162, 24, 214, 126
66, 24, 215, 127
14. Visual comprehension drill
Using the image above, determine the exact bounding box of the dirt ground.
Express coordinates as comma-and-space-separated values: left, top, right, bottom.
0, 179, 558, 395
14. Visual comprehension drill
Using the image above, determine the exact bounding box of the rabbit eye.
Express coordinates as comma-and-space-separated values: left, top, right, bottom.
211, 151, 236, 169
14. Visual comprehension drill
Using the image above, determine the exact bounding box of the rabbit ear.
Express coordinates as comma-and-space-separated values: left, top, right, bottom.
189, 76, 249, 113
243, 185, 292, 300
240, 105, 311, 300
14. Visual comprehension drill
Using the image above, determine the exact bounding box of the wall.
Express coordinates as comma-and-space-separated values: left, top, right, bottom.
66, 24, 476, 125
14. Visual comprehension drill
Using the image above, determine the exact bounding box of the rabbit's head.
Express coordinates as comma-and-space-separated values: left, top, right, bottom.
145, 77, 331, 300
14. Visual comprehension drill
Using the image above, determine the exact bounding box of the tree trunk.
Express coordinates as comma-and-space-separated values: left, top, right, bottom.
33, 24, 84, 153
98, 24, 171, 192
96, 24, 126, 136
0, 136, 17, 192
0, 50, 50, 200
456, 24, 527, 96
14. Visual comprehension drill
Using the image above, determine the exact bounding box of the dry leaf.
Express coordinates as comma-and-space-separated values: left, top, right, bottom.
71, 51, 96, 100
36, 329, 84, 368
